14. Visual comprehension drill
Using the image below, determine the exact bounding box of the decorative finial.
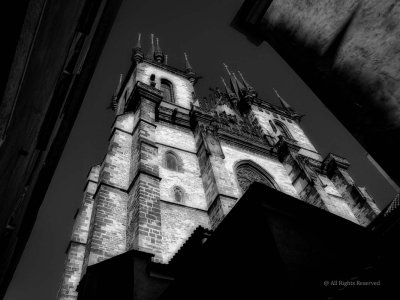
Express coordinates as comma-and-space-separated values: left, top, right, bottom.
221, 77, 229, 91
273, 88, 293, 112
232, 72, 245, 91
115, 74, 123, 95
184, 52, 195, 83
110, 74, 124, 111
222, 63, 239, 97
165, 54, 168, 65
147, 33, 155, 58
132, 33, 144, 63
136, 33, 141, 48
223, 63, 231, 76
154, 37, 164, 63
238, 71, 253, 90
221, 76, 237, 102
184, 52, 193, 71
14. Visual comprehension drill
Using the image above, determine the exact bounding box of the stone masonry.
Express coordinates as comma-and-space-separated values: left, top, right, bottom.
57, 36, 381, 299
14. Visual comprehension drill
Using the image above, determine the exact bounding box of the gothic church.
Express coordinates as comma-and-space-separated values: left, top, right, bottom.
57, 34, 380, 299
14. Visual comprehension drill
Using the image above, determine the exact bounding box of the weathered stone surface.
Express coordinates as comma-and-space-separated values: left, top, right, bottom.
58, 49, 381, 299
160, 201, 209, 262
136, 62, 194, 109
57, 165, 100, 299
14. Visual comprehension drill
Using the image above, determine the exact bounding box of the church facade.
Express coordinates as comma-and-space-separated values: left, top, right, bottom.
57, 34, 380, 299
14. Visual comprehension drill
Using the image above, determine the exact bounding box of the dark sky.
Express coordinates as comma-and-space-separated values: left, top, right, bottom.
5, 0, 397, 299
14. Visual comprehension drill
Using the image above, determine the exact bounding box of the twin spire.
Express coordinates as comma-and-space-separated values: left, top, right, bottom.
221, 63, 256, 102
132, 33, 195, 82
220, 64, 294, 114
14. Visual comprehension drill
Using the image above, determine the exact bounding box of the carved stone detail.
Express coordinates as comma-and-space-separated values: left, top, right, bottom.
236, 164, 275, 192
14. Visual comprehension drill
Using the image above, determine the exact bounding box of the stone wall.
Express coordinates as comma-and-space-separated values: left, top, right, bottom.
57, 166, 99, 300
250, 105, 319, 156
160, 202, 209, 262
136, 62, 194, 109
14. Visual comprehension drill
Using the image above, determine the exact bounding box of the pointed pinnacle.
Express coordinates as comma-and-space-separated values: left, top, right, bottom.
184, 52, 193, 70
147, 33, 155, 58
232, 72, 245, 90
221, 77, 228, 90
114, 74, 123, 96
273, 88, 292, 111
136, 33, 141, 48
156, 37, 160, 50
165, 54, 168, 65
238, 70, 253, 90
221, 77, 233, 94
223, 63, 231, 76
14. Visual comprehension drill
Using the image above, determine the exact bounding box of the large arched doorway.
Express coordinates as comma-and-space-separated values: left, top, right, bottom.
235, 161, 278, 193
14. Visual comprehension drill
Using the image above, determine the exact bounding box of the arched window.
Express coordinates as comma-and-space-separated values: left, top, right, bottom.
173, 186, 184, 203
164, 151, 182, 171
160, 79, 174, 103
166, 152, 178, 170
274, 120, 292, 139
235, 161, 278, 193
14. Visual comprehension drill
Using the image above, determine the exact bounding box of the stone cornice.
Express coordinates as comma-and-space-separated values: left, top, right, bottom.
160, 199, 208, 213
127, 168, 162, 194
218, 131, 277, 159
93, 181, 127, 200
125, 81, 163, 113
158, 105, 191, 128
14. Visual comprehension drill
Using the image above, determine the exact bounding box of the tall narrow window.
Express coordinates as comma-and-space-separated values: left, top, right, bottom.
274, 121, 292, 139
160, 79, 174, 103
165, 152, 178, 171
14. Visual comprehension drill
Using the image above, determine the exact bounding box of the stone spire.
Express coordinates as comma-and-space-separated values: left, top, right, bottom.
273, 88, 294, 112
223, 63, 239, 98
232, 72, 245, 91
165, 54, 168, 65
154, 37, 165, 63
238, 70, 254, 91
184, 52, 196, 83
221, 76, 238, 107
184, 52, 193, 72
221, 77, 233, 95
237, 70, 257, 99
132, 33, 144, 63
147, 33, 155, 59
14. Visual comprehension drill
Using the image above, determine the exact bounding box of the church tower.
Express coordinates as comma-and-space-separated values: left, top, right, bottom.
56, 34, 380, 299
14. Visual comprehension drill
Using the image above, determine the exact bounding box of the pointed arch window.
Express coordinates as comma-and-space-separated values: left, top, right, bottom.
235, 161, 278, 193
164, 151, 182, 172
274, 120, 292, 139
160, 79, 174, 103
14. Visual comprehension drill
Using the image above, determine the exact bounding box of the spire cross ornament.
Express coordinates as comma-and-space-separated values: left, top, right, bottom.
136, 33, 141, 48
